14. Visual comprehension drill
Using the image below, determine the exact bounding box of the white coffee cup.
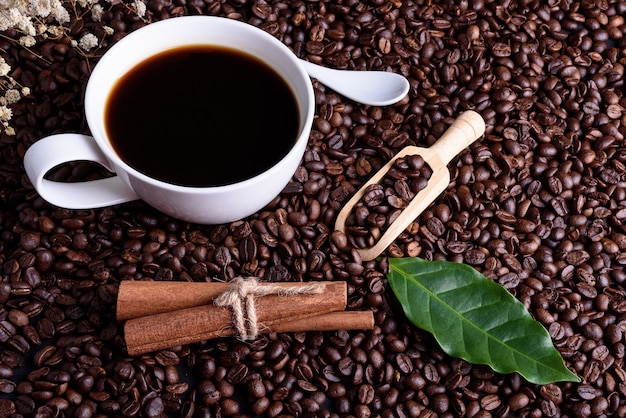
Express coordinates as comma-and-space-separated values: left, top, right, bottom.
24, 16, 314, 224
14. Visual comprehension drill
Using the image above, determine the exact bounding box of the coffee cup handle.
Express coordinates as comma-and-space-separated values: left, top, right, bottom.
23, 133, 140, 209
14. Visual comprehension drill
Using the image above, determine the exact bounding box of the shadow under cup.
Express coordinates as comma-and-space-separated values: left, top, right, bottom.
84, 16, 315, 223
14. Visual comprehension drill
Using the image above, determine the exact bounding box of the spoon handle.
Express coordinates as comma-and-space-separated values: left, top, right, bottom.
298, 59, 409, 106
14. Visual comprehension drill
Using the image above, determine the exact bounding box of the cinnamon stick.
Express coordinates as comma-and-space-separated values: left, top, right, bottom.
117, 280, 348, 321
123, 282, 347, 355
117, 281, 229, 321
125, 309, 374, 355
275, 310, 374, 333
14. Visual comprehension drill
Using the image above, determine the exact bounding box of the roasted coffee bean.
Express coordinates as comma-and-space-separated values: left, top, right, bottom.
7, 309, 29, 327
144, 396, 164, 417
395, 353, 413, 374
0, 379, 16, 394
508, 392, 530, 411
121, 399, 141, 416
226, 363, 248, 384
0, 365, 12, 380
14, 396, 35, 415
357, 383, 375, 404
4, 1, 626, 417
0, 399, 16, 416
155, 350, 179, 366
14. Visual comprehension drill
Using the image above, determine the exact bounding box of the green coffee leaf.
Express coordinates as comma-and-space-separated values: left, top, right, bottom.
387, 257, 580, 385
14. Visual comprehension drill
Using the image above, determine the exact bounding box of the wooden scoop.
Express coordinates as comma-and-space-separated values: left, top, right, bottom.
335, 110, 486, 261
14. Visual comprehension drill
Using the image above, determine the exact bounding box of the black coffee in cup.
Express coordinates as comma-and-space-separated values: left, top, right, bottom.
105, 45, 299, 187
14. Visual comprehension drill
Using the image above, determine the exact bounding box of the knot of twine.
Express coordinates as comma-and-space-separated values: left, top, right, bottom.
213, 277, 325, 341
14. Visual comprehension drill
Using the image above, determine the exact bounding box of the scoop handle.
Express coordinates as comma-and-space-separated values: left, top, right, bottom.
335, 110, 485, 261
430, 110, 486, 165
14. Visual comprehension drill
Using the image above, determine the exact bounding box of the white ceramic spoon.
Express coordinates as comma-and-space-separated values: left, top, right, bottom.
299, 59, 410, 106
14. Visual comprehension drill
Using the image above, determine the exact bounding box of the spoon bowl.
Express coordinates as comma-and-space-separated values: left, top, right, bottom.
299, 59, 410, 106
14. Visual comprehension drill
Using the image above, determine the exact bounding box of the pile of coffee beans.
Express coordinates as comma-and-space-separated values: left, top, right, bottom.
1, 0, 625, 417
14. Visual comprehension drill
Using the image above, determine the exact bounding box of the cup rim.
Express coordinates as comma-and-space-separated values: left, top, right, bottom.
85, 15, 315, 194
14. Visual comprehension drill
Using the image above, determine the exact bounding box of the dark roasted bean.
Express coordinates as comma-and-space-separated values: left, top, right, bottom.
2, 2, 626, 417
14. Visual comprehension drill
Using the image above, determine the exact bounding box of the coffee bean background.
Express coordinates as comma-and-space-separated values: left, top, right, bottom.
1, 0, 626, 417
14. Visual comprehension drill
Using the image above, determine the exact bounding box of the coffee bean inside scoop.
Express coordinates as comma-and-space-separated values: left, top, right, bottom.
345, 154, 432, 249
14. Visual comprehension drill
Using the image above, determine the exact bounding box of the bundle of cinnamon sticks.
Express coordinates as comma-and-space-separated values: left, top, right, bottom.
117, 280, 374, 356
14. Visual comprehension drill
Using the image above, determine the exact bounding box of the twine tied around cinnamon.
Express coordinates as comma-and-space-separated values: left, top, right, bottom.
213, 277, 326, 341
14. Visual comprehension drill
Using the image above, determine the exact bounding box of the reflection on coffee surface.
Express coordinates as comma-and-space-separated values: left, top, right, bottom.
105, 45, 299, 187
